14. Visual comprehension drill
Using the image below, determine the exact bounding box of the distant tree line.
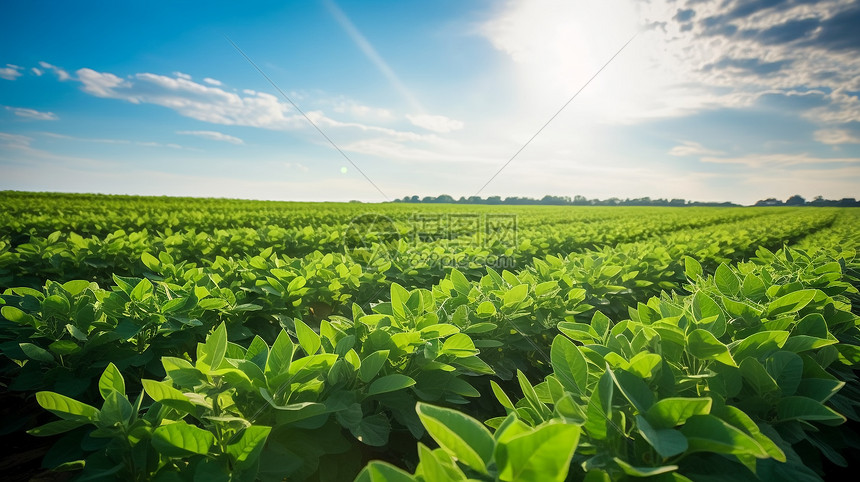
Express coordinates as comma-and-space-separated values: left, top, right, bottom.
392, 195, 739, 207
754, 195, 860, 207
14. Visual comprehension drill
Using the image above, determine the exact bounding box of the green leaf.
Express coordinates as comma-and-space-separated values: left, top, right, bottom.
684, 257, 703, 280
441, 333, 478, 358
48, 340, 80, 356
198, 322, 227, 372
141, 252, 161, 271
766, 290, 816, 317
645, 397, 712, 429
294, 319, 321, 355
715, 263, 740, 296
776, 396, 846, 425
614, 457, 679, 477
739, 358, 779, 396
741, 274, 766, 301
35, 391, 99, 422
98, 363, 125, 400
686, 330, 735, 366
550, 335, 588, 396
19, 342, 54, 363
151, 421, 214, 457
367, 374, 416, 396
226, 425, 271, 467
731, 331, 789, 361
680, 415, 768, 457
359, 350, 389, 383
450, 269, 471, 295
416, 402, 494, 475
356, 461, 416, 482
142, 379, 196, 413
351, 413, 391, 447
717, 405, 786, 462
635, 415, 688, 459
130, 278, 153, 302
27, 419, 86, 437
390, 283, 409, 319
609, 368, 655, 413
476, 301, 496, 317
496, 423, 580, 482
503, 284, 529, 308
265, 329, 293, 386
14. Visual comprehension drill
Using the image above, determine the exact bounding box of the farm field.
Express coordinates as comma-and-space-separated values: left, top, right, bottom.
1, 191, 859, 481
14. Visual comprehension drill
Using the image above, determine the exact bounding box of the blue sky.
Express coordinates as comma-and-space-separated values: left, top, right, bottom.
1, 0, 858, 204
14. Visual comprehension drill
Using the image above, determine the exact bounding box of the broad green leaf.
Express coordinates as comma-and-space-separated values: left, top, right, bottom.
151, 421, 214, 457
503, 284, 529, 308
496, 423, 580, 482
441, 333, 478, 358
450, 269, 471, 295
130, 278, 153, 302
359, 350, 389, 383
717, 405, 786, 462
731, 331, 789, 361
776, 396, 846, 425
686, 330, 735, 366
645, 397, 712, 429
416, 442, 466, 482
142, 379, 196, 413
635, 415, 688, 458
367, 374, 416, 396
796, 378, 844, 403
351, 413, 391, 447
714, 263, 740, 296
741, 274, 766, 301
550, 335, 588, 396
265, 329, 294, 385
294, 319, 321, 355
391, 283, 409, 319
27, 419, 86, 437
35, 392, 99, 422
226, 425, 271, 467
614, 457, 679, 477
476, 301, 496, 317
98, 363, 125, 400
585, 371, 614, 440
765, 351, 803, 396
355, 461, 417, 482
766, 290, 816, 317
739, 358, 778, 396
693, 293, 726, 337
684, 257, 703, 280
198, 322, 227, 372
416, 402, 494, 475
19, 342, 53, 363
609, 367, 655, 413
680, 415, 768, 457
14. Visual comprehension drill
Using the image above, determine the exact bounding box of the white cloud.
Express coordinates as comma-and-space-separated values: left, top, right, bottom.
814, 129, 860, 145
406, 114, 464, 133
284, 162, 309, 172
203, 77, 222, 86
0, 64, 23, 80
38, 61, 71, 81
177, 130, 244, 145
173, 72, 192, 80
77, 69, 132, 97
31, 67, 43, 76
668, 141, 724, 157
0, 132, 32, 147
700, 153, 860, 168
5, 106, 59, 121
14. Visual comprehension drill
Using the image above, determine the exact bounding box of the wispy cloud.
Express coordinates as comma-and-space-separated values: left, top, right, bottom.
40, 132, 193, 150
5, 106, 59, 121
406, 114, 464, 133
203, 77, 222, 86
38, 61, 70, 81
668, 141, 724, 157
0, 64, 23, 80
173, 72, 192, 80
177, 130, 244, 145
701, 152, 860, 168
814, 128, 860, 145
